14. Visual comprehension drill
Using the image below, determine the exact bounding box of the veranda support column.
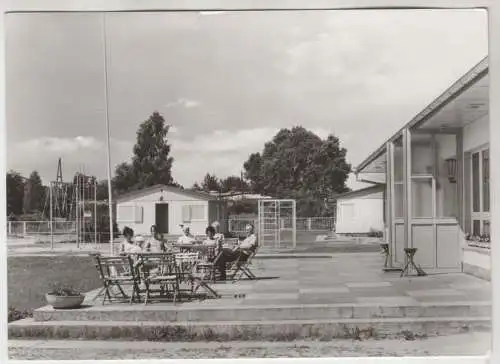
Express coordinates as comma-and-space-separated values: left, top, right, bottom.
49, 182, 54, 250
386, 141, 394, 269
94, 179, 98, 247
402, 129, 412, 256
456, 130, 465, 229
292, 200, 297, 249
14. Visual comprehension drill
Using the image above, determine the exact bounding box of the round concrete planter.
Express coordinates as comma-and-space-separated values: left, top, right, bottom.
45, 294, 85, 309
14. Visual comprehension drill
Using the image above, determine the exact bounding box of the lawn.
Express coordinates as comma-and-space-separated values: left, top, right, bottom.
8, 256, 101, 312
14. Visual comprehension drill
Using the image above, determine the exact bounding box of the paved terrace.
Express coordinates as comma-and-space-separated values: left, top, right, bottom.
37, 253, 490, 309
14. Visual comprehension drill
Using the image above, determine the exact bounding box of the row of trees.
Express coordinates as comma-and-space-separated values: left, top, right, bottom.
7, 112, 351, 219
6, 171, 45, 218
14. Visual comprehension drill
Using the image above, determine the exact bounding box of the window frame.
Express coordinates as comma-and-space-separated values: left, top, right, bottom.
182, 204, 207, 223
470, 145, 490, 236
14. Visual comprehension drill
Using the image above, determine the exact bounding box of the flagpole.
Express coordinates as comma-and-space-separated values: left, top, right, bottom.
102, 12, 114, 256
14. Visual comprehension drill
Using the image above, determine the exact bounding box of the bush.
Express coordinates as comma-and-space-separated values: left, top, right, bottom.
8, 307, 33, 323
368, 229, 383, 238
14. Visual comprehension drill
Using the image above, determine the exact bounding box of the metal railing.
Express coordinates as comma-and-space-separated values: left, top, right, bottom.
223, 216, 336, 235
7, 216, 336, 239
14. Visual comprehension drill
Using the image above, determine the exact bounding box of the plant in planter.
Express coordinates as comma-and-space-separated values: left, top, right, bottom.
45, 284, 85, 309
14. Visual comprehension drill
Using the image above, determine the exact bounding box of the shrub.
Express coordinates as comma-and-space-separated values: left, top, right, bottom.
368, 228, 383, 238
8, 307, 33, 323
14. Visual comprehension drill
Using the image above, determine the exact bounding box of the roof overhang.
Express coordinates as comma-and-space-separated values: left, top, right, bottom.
355, 56, 488, 176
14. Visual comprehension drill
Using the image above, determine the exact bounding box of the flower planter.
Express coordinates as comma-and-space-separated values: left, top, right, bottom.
45, 293, 85, 309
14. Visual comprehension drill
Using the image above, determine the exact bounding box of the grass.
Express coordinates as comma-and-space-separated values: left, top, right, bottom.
8, 255, 101, 312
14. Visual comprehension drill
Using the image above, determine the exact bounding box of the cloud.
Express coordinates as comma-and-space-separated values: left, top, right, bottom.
16, 136, 103, 154
172, 127, 275, 154
165, 98, 201, 109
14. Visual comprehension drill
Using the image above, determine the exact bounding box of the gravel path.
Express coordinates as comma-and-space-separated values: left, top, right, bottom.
9, 332, 490, 360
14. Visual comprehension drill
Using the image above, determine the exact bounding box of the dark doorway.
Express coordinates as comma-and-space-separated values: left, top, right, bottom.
155, 203, 169, 234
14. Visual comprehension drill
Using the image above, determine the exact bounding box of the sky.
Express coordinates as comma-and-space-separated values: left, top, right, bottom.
5, 9, 487, 191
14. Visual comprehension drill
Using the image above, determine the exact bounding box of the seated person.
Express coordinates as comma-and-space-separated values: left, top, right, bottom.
211, 221, 225, 243
216, 224, 258, 280
177, 226, 196, 245
203, 226, 218, 247
120, 227, 141, 254
146, 225, 167, 253
133, 235, 146, 252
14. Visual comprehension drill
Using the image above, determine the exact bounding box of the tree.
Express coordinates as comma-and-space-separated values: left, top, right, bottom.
96, 180, 109, 201
243, 126, 351, 216
191, 182, 203, 191
23, 171, 46, 214
220, 175, 248, 193
112, 112, 175, 195
243, 153, 264, 192
200, 173, 221, 192
6, 171, 25, 216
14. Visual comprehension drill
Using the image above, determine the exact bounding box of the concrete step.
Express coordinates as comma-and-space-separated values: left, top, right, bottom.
9, 316, 491, 341
32, 301, 491, 323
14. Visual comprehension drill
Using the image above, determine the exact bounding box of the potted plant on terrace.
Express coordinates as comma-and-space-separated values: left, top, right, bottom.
45, 284, 85, 309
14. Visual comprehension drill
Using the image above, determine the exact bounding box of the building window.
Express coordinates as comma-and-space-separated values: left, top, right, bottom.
117, 205, 143, 223
471, 147, 490, 237
182, 205, 206, 222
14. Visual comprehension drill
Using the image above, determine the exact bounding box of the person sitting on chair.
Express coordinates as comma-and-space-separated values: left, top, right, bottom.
147, 225, 166, 252
203, 226, 218, 247
120, 227, 142, 254
216, 224, 258, 280
211, 221, 225, 244
177, 226, 196, 245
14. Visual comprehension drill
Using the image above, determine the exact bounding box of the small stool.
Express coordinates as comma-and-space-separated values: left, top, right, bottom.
400, 248, 426, 277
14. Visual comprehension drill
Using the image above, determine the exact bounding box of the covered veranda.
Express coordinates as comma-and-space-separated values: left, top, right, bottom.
355, 57, 489, 274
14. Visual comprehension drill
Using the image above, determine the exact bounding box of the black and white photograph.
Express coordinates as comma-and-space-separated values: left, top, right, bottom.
4, 6, 493, 360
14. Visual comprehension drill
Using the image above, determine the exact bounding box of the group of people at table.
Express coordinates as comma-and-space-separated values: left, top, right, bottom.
119, 222, 258, 281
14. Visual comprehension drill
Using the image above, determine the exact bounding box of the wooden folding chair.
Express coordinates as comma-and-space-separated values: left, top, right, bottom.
93, 255, 141, 305
138, 253, 180, 305
196, 246, 222, 283
175, 252, 219, 299
229, 245, 259, 283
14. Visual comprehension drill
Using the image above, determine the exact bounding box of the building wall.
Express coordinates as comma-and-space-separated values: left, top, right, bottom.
116, 189, 210, 236
463, 114, 488, 152
335, 193, 384, 234
462, 246, 490, 280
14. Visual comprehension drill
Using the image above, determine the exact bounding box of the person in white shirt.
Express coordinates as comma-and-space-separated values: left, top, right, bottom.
216, 224, 258, 280
177, 226, 196, 245
134, 235, 146, 251
146, 225, 166, 253
211, 221, 225, 244
203, 226, 219, 247
120, 227, 139, 254
119, 227, 143, 269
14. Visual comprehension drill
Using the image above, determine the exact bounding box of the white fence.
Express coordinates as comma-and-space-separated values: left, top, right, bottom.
7, 216, 336, 239
225, 216, 335, 235
7, 221, 76, 236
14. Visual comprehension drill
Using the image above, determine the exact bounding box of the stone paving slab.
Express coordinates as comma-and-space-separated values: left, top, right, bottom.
30, 253, 491, 317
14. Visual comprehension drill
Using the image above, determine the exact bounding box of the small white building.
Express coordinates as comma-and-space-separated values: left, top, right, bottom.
115, 184, 227, 236
333, 184, 385, 235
